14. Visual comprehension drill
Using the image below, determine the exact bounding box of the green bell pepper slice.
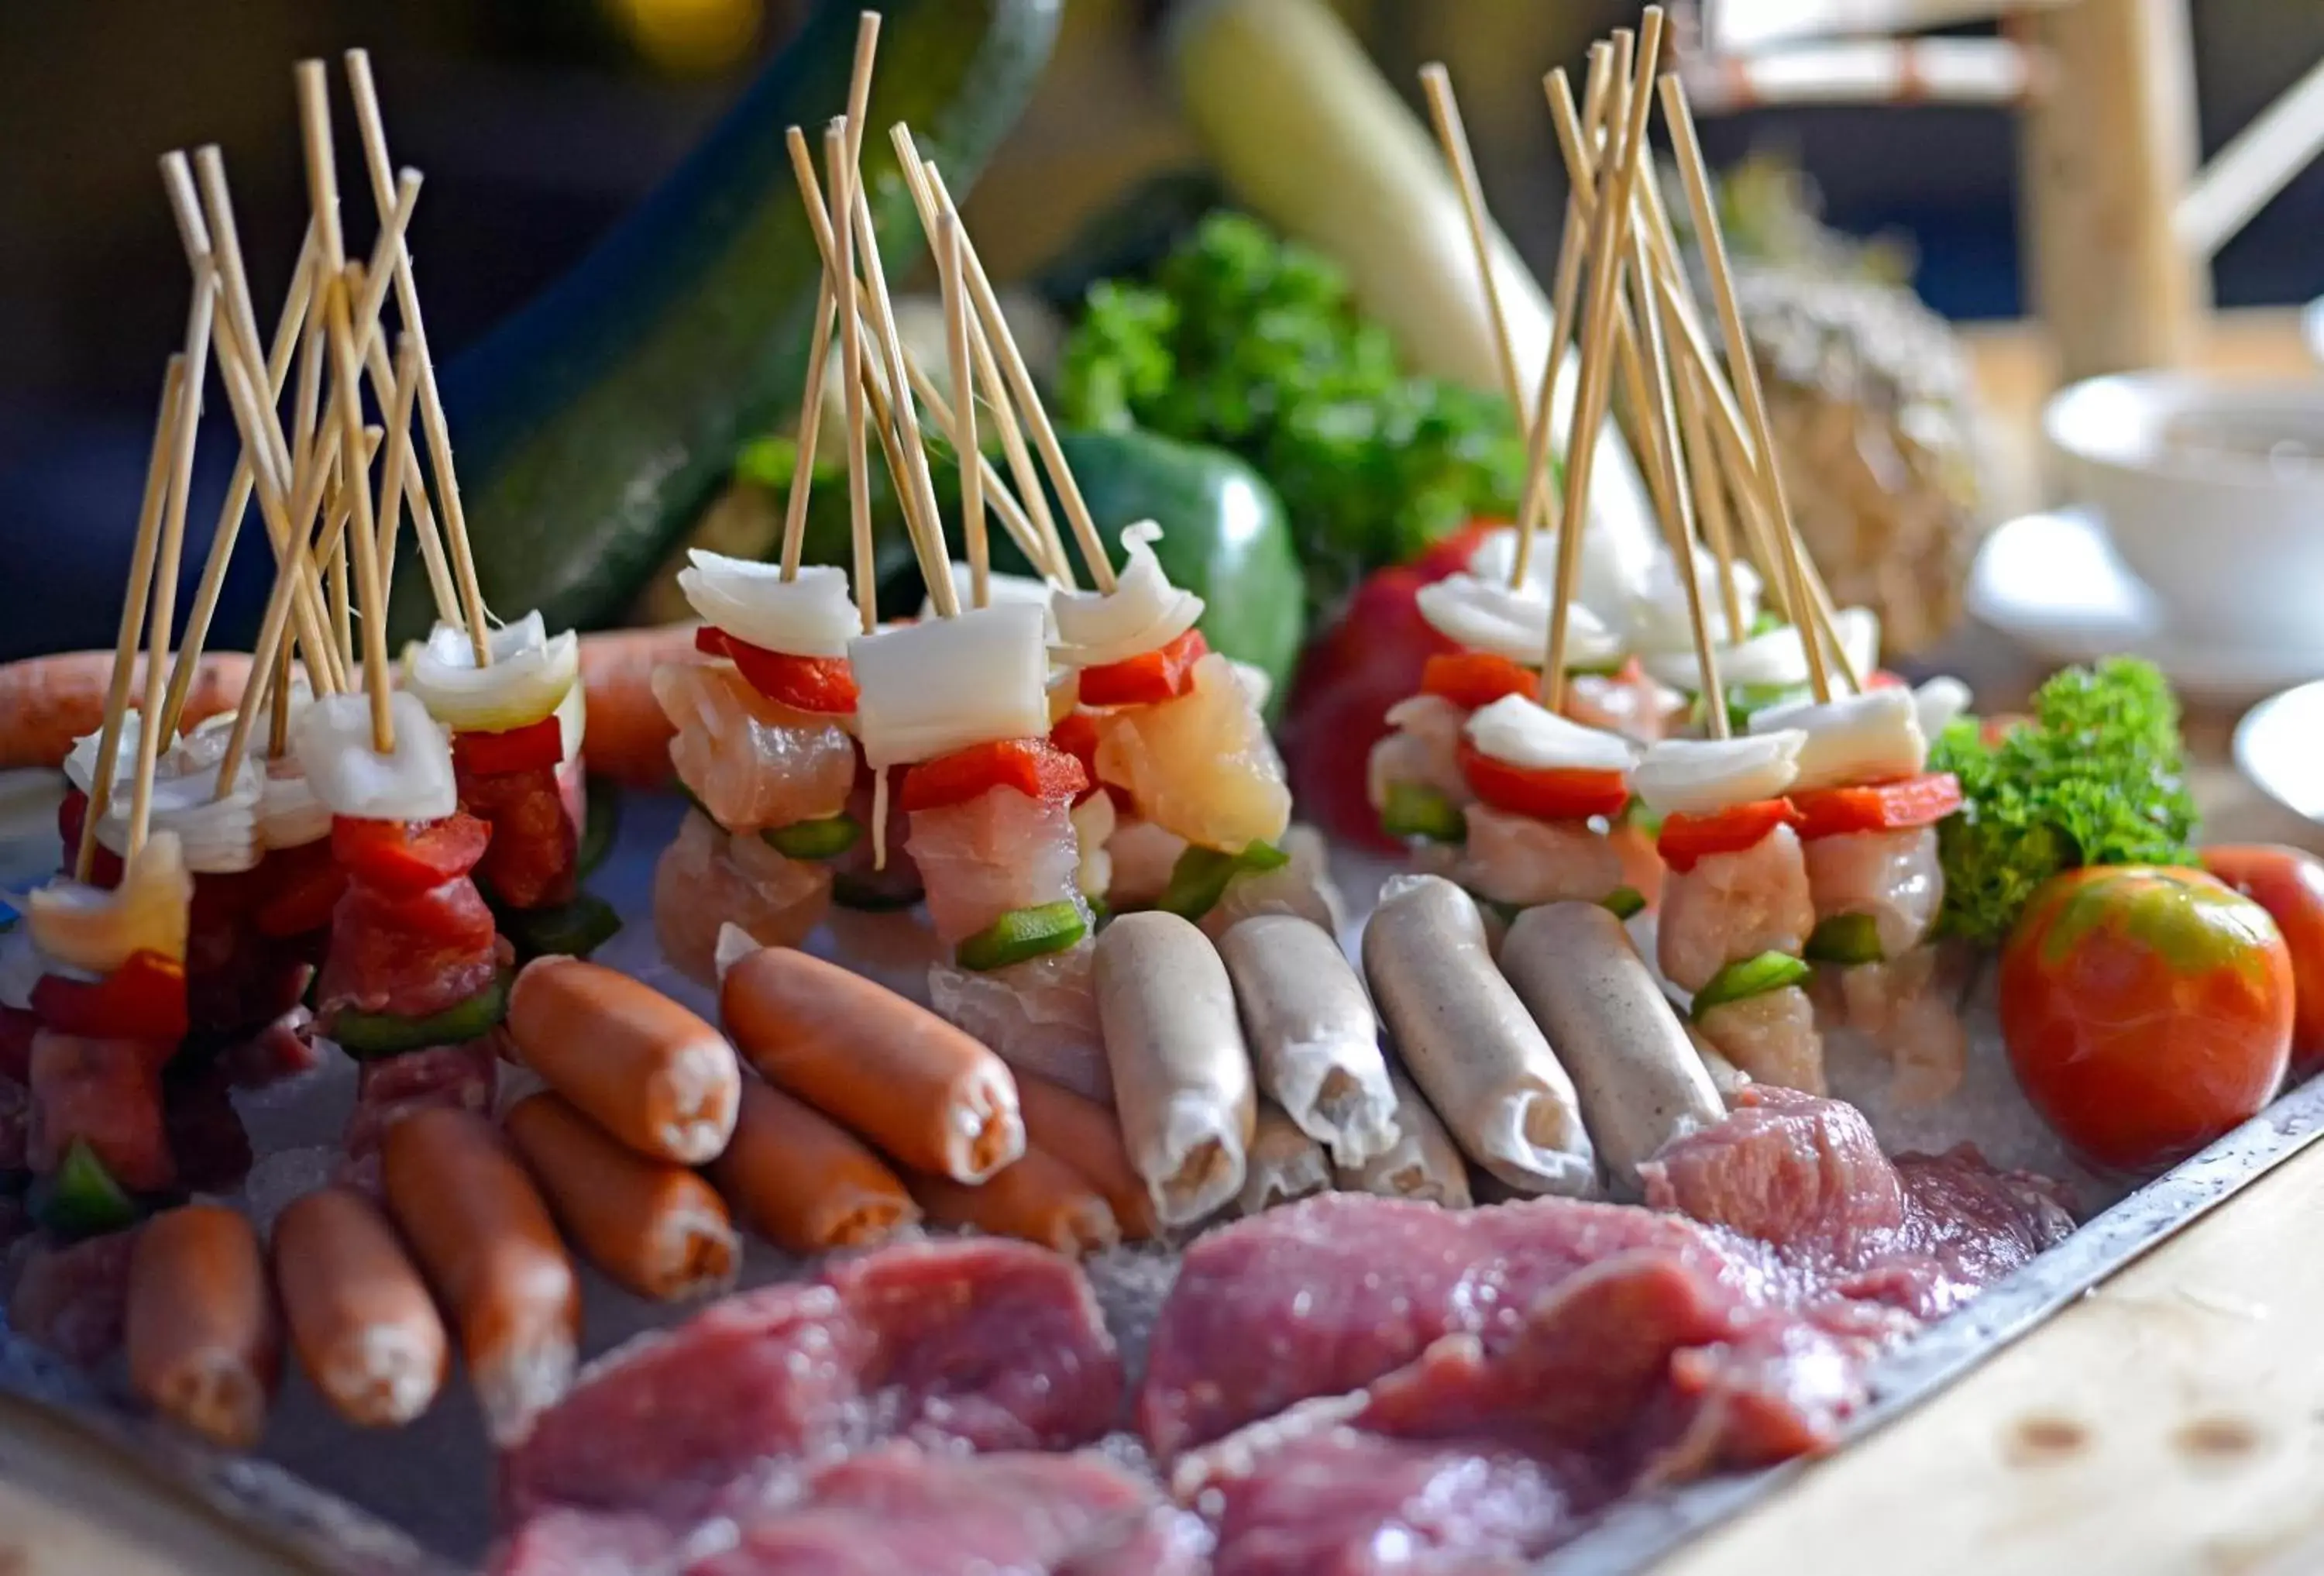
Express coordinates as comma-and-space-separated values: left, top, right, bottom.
32, 1141, 139, 1239
954, 900, 1090, 972
761, 814, 863, 861
1804, 913, 1885, 965
330, 970, 513, 1060
1690, 951, 1813, 1020
1380, 783, 1466, 845
1158, 841, 1292, 922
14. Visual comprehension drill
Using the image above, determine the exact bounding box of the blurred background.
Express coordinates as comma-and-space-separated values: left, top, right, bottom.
2, 0, 2320, 659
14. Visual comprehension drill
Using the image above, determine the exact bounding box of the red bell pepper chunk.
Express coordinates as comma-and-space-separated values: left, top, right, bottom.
252, 840, 350, 939
1790, 772, 1964, 842
331, 813, 493, 896
1456, 741, 1632, 822
699, 626, 860, 714
1049, 711, 1106, 804
1658, 798, 1804, 873
451, 715, 565, 778
1422, 651, 1540, 711
32, 951, 190, 1042
1076, 629, 1210, 708
898, 738, 1090, 814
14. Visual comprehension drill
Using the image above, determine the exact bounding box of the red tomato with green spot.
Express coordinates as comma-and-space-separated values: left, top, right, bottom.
1999, 865, 2293, 1175
2199, 844, 2324, 1078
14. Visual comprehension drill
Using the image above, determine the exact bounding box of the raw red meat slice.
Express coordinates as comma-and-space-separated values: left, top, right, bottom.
338, 1037, 504, 1196
492, 1509, 692, 1576
26, 1031, 175, 1192
686, 1445, 1202, 1576
316, 876, 502, 1023
10, 1227, 140, 1366
501, 1238, 1122, 1524
1136, 1192, 1731, 1461
462, 762, 580, 911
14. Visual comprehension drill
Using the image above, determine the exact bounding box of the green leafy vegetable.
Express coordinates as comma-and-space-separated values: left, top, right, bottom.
1928, 657, 2199, 945
1057, 213, 1528, 607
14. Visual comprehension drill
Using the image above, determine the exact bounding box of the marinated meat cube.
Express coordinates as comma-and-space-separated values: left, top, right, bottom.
339, 1037, 503, 1196
27, 1031, 175, 1192
503, 1237, 1122, 1524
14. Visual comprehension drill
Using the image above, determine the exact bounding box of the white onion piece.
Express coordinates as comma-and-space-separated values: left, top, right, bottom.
0, 927, 43, 1011
555, 673, 588, 763
713, 922, 761, 986
851, 604, 1051, 769
1642, 607, 1882, 693
256, 756, 332, 850
1464, 524, 1652, 625
404, 611, 579, 734
1621, 548, 1764, 655
679, 553, 858, 659
64, 714, 150, 800
1050, 522, 1204, 669
1415, 573, 1621, 670
1463, 695, 1638, 776
28, 831, 193, 974
292, 692, 458, 822
1634, 732, 1806, 818
1913, 676, 1974, 741
91, 750, 263, 874
923, 567, 1058, 635
1748, 686, 1927, 791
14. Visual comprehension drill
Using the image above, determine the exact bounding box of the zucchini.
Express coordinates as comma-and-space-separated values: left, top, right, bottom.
408, 0, 1064, 642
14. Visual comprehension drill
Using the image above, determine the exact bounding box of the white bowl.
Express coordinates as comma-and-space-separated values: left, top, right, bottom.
2043, 372, 2324, 646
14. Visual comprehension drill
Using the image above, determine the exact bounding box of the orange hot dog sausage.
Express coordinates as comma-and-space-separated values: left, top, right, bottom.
505, 956, 740, 1165
504, 1093, 738, 1302
720, 946, 1024, 1183
272, 1187, 449, 1428
1012, 1076, 1158, 1242
125, 1203, 279, 1450
909, 1145, 1120, 1259
708, 1076, 920, 1255
382, 1107, 579, 1447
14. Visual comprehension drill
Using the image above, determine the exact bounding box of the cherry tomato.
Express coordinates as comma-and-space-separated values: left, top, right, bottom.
2200, 845, 2324, 1078
1999, 865, 2292, 1175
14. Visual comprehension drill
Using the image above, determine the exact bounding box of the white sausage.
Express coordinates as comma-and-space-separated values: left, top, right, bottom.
1360, 876, 1597, 1197
1333, 1073, 1472, 1209
1216, 915, 1397, 1168
1235, 1102, 1332, 1217
1500, 902, 1725, 1196
1094, 911, 1258, 1227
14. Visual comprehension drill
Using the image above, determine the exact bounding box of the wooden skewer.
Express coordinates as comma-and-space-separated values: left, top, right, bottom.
917, 157, 1116, 595
326, 519, 355, 673
161, 215, 319, 739
841, 12, 880, 172
846, 177, 953, 616
76, 359, 185, 882
158, 153, 344, 700
1673, 349, 1746, 641
827, 125, 875, 635
214, 482, 337, 792
1624, 205, 1726, 734
938, 212, 988, 609
778, 281, 837, 582
889, 128, 1071, 587
1659, 71, 1837, 704
297, 60, 397, 752
129, 263, 217, 856
266, 642, 295, 760
375, 335, 428, 599
855, 336, 954, 607
1544, 9, 1662, 710
782, 126, 1057, 587
1420, 64, 1528, 428
1508, 48, 1614, 591
342, 50, 491, 664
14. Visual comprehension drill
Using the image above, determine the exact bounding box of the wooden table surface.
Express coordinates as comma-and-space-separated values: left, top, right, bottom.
5, 311, 2322, 1575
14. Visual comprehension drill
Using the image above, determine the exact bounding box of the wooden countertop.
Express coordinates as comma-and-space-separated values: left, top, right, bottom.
6, 309, 2322, 1576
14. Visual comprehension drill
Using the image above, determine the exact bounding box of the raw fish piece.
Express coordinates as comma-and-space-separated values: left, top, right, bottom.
1658, 825, 1816, 993
652, 660, 855, 834
929, 941, 1110, 1104
654, 810, 830, 987
1455, 804, 1625, 908
1095, 654, 1291, 853
1801, 825, 1942, 961
1695, 986, 1827, 1096
909, 786, 1088, 948
1104, 817, 1186, 909
1366, 693, 1471, 817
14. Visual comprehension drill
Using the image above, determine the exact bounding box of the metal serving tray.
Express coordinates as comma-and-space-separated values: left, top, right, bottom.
6, 783, 2319, 1575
